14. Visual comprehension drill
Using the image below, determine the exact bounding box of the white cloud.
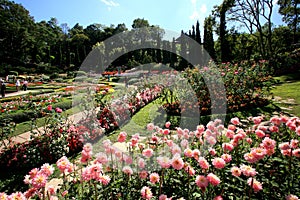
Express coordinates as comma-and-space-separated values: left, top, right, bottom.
200, 4, 207, 14
189, 10, 200, 20
101, 0, 120, 7
191, 0, 197, 5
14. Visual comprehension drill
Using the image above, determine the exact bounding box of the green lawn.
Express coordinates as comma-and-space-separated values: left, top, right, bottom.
271, 71, 300, 117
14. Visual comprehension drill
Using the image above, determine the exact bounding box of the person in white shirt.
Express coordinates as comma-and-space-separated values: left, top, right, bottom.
16, 79, 20, 91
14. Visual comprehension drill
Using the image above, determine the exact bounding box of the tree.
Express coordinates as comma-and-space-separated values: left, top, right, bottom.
278, 0, 300, 43
229, 0, 274, 59
195, 20, 202, 44
215, 0, 235, 62
179, 30, 188, 70
203, 16, 216, 60
0, 0, 35, 67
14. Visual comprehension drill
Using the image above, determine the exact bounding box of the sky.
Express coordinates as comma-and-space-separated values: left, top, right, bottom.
13, 0, 285, 36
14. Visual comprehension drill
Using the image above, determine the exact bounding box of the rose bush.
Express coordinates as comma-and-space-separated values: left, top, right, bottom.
3, 115, 299, 199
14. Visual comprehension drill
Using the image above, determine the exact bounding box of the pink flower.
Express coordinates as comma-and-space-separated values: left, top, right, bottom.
231, 117, 240, 125
207, 173, 221, 186
81, 149, 92, 163
165, 121, 171, 128
122, 166, 133, 176
221, 154, 232, 163
296, 126, 300, 136
269, 125, 279, 133
184, 148, 193, 158
214, 196, 223, 200
240, 165, 257, 177
0, 193, 7, 200
147, 123, 155, 131
130, 138, 138, 147
117, 132, 127, 142
171, 145, 181, 155
99, 175, 111, 185
171, 154, 184, 170
209, 148, 217, 156
192, 149, 200, 160
251, 147, 266, 160
228, 124, 236, 131
56, 156, 73, 173
291, 139, 299, 149
195, 175, 208, 189
157, 156, 171, 169
8, 192, 26, 200
141, 186, 153, 200
270, 116, 281, 125
252, 116, 262, 124
231, 166, 242, 177
83, 143, 93, 152
262, 137, 276, 149
212, 157, 226, 169
138, 158, 146, 169
197, 124, 205, 133
32, 172, 47, 189
286, 194, 299, 200
149, 173, 160, 184
279, 142, 291, 150
163, 129, 170, 135
95, 152, 108, 164
180, 139, 189, 148
247, 178, 263, 192
40, 163, 54, 177
159, 194, 170, 200
198, 157, 210, 170
222, 143, 234, 152
225, 130, 235, 139
244, 152, 258, 163
55, 107, 62, 113
246, 138, 253, 144
139, 170, 148, 179
46, 185, 56, 195
184, 164, 195, 176
255, 129, 265, 138
142, 149, 154, 158
292, 149, 300, 157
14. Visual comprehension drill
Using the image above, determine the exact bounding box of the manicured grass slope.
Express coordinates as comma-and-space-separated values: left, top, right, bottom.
272, 70, 300, 117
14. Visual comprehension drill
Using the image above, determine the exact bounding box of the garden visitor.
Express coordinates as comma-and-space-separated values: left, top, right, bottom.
15, 79, 20, 91
22, 80, 28, 91
0, 80, 6, 98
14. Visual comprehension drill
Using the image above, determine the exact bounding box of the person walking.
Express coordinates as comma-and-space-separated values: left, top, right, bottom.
0, 80, 6, 98
15, 79, 20, 91
22, 80, 28, 91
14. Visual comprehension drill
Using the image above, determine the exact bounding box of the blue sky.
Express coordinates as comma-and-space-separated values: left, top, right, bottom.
13, 0, 285, 35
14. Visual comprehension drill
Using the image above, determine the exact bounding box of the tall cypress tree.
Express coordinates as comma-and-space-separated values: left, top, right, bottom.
179, 30, 188, 70
196, 20, 201, 44
204, 16, 216, 60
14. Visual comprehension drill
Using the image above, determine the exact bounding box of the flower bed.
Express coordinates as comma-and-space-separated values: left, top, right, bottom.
161, 60, 273, 116
2, 115, 299, 199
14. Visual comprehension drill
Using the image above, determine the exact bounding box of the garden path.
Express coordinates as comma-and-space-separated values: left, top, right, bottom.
3, 90, 31, 98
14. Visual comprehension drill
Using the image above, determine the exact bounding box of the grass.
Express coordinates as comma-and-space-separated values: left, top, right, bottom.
271, 70, 300, 117
11, 104, 81, 136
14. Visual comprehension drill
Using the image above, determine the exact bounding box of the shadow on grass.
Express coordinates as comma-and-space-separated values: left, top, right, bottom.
274, 70, 300, 85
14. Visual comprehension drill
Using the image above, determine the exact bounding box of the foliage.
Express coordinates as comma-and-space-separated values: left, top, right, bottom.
3, 115, 299, 199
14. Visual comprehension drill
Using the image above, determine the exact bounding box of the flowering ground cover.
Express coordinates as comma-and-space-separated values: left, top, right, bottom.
1, 115, 299, 199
